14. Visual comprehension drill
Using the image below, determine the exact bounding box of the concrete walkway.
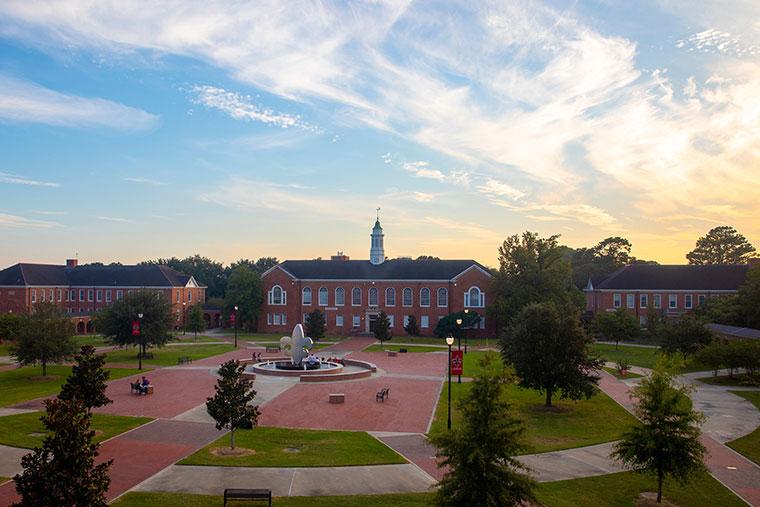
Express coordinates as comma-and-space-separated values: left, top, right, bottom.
134, 463, 435, 497
518, 442, 626, 482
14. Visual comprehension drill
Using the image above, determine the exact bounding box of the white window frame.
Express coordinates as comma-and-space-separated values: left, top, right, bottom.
69, 289, 76, 301
281, 313, 287, 325
626, 294, 635, 309
388, 315, 395, 328
57, 289, 62, 302
403, 315, 410, 327
437, 288, 448, 308
79, 289, 85, 302
613, 293, 621, 308
352, 315, 360, 327
421, 315, 429, 328
49, 289, 53, 301
479, 316, 486, 329
188, 291, 192, 302
40, 290, 45, 302
336, 315, 344, 327
420, 288, 431, 307
269, 285, 285, 305
31, 289, 36, 303
302, 287, 312, 306
640, 294, 648, 308
318, 287, 328, 306
351, 287, 361, 306
669, 294, 678, 309
464, 286, 485, 308
267, 313, 272, 325
335, 287, 345, 306
402, 287, 412, 307
385, 287, 396, 307
106, 290, 112, 303
653, 294, 661, 309
685, 294, 693, 309
698, 294, 706, 307
369, 287, 379, 306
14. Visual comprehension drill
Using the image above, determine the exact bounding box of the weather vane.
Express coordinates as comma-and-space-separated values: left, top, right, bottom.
376, 207, 381, 220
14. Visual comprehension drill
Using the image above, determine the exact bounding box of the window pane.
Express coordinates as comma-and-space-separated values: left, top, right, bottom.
336, 288, 345, 306
369, 288, 378, 306
437, 288, 448, 307
403, 288, 412, 306
303, 288, 312, 305
420, 288, 430, 306
352, 288, 361, 305
319, 287, 328, 306
385, 288, 395, 306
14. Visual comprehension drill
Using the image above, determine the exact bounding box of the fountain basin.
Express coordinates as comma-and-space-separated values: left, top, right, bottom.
251, 360, 344, 377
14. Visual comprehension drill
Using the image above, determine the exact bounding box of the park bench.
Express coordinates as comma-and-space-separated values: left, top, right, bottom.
223, 488, 271, 506
387, 350, 397, 357
265, 346, 281, 353
376, 387, 390, 402
329, 393, 345, 404
177, 356, 192, 365
399, 348, 407, 353
130, 382, 153, 395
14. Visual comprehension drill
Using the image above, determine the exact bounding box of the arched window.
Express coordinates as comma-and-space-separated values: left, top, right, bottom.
269, 285, 285, 305
369, 287, 379, 306
335, 287, 345, 306
437, 288, 448, 307
318, 287, 329, 306
352, 287, 361, 306
420, 287, 431, 307
302, 287, 312, 305
465, 286, 484, 308
385, 287, 396, 306
402, 287, 412, 306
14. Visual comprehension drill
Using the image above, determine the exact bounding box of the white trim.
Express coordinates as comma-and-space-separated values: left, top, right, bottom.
592, 289, 738, 293
335, 287, 345, 306
419, 287, 431, 307
451, 263, 494, 280
402, 287, 413, 307
260, 264, 293, 279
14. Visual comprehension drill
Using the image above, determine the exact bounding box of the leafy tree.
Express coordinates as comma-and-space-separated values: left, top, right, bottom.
415, 255, 441, 261
94, 290, 173, 370
142, 255, 228, 298
13, 398, 112, 506
611, 358, 707, 504
430, 355, 536, 506
591, 308, 639, 349
223, 266, 263, 332
404, 314, 420, 336
694, 294, 743, 327
304, 309, 326, 341
434, 310, 480, 339
186, 304, 205, 338
254, 257, 279, 274
502, 302, 602, 407
0, 312, 25, 342
206, 360, 260, 450
374, 311, 392, 348
657, 317, 713, 356
739, 264, 760, 329
686, 225, 756, 265
58, 345, 112, 410
12, 303, 75, 377
570, 237, 657, 289
491, 231, 579, 329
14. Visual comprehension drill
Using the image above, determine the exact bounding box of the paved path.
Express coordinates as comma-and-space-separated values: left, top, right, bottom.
518, 442, 626, 482
133, 463, 435, 497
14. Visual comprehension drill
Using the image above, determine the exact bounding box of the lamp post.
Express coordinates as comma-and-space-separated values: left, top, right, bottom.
456, 317, 463, 384
137, 312, 144, 370
233, 305, 239, 348
182, 302, 186, 335
463, 308, 469, 353
446, 335, 454, 430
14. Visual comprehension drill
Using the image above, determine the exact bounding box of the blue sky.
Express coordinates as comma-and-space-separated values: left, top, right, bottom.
1, 0, 759, 268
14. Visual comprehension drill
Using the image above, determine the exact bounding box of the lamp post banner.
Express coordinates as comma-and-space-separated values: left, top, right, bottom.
451, 350, 463, 376
131, 320, 140, 336
229, 313, 236, 326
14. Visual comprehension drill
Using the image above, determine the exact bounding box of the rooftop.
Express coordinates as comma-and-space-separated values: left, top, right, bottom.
272, 258, 491, 281
0, 263, 202, 288
592, 264, 750, 291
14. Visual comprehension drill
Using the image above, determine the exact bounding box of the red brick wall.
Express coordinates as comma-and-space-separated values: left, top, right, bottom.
259, 265, 495, 338
586, 290, 734, 322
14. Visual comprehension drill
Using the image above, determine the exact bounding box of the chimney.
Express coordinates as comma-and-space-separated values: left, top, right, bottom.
66, 258, 78, 268
331, 251, 350, 262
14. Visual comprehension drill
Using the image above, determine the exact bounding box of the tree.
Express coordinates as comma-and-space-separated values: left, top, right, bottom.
304, 309, 326, 341
13, 398, 112, 506
0, 312, 25, 342
611, 359, 706, 503
374, 311, 392, 348
12, 303, 75, 377
695, 294, 743, 327
186, 305, 205, 338
502, 302, 602, 407
224, 266, 263, 332
657, 317, 713, 356
686, 226, 756, 265
206, 360, 260, 450
591, 308, 639, 349
570, 237, 657, 289
429, 354, 536, 506
142, 255, 228, 298
434, 310, 480, 339
94, 289, 173, 370
404, 314, 420, 337
415, 255, 441, 261
491, 231, 579, 329
739, 264, 760, 329
58, 345, 112, 410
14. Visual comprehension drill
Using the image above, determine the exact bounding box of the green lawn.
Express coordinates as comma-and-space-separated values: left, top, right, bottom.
364, 344, 445, 353
171, 335, 225, 343
0, 411, 151, 448
430, 380, 636, 454
384, 336, 495, 348
73, 334, 110, 348
602, 367, 643, 380
236, 333, 345, 342
696, 374, 759, 387
180, 427, 405, 468
536, 470, 745, 506
0, 341, 13, 356
0, 365, 144, 407
113, 492, 434, 507
726, 390, 760, 466
590, 343, 708, 373
105, 343, 235, 366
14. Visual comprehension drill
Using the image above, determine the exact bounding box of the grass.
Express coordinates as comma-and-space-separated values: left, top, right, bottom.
590, 343, 708, 373
0, 477, 8, 485
726, 390, 760, 466
235, 333, 344, 342
170, 335, 225, 343
384, 336, 495, 347
364, 344, 445, 353
105, 343, 235, 366
180, 427, 406, 468
696, 373, 759, 387
73, 334, 110, 348
0, 365, 144, 407
602, 367, 643, 380
0, 341, 13, 356
0, 411, 151, 448
430, 377, 636, 454
536, 470, 745, 506
113, 492, 435, 507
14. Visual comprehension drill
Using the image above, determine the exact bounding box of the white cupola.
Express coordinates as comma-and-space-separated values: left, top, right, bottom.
370, 212, 385, 265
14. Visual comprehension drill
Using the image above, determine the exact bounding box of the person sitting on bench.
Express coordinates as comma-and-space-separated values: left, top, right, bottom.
141, 376, 151, 394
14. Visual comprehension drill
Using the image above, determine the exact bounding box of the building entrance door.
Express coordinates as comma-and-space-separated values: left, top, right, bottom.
368, 314, 379, 334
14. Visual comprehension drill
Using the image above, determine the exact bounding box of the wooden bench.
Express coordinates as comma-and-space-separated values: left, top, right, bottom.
376, 387, 390, 402
130, 383, 153, 395
265, 346, 281, 353
223, 488, 271, 506
329, 393, 345, 404
177, 356, 192, 365
387, 351, 397, 357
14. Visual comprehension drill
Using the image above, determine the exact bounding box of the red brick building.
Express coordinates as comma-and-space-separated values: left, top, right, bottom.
0, 259, 206, 333
260, 218, 495, 337
584, 264, 751, 325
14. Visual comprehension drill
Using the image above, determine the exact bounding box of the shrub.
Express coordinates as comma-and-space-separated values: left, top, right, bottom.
657, 316, 713, 356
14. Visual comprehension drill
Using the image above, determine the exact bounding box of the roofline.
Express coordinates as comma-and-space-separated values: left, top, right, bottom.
262, 264, 296, 279
590, 289, 739, 293
0, 285, 190, 289
272, 278, 478, 283
451, 264, 493, 280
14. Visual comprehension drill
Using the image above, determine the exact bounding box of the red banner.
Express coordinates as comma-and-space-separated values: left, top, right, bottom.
229, 313, 236, 325
451, 350, 463, 376
131, 320, 141, 336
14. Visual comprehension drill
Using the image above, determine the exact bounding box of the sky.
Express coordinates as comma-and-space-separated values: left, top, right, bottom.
1, 0, 759, 269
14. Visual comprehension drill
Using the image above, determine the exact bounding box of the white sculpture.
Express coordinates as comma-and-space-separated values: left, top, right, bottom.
280, 324, 314, 366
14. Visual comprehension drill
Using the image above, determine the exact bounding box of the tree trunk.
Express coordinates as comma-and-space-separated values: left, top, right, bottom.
615, 339, 619, 350
657, 467, 663, 503
545, 389, 553, 407
42, 360, 47, 377
230, 428, 235, 450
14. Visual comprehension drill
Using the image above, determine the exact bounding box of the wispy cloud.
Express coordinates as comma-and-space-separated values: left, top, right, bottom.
96, 216, 133, 223
477, 178, 525, 200
676, 29, 759, 56
0, 171, 60, 187
0, 75, 158, 130
123, 177, 166, 186
0, 212, 59, 228
191, 85, 321, 133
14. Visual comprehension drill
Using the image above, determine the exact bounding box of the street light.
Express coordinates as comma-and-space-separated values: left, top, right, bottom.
233, 305, 239, 348
182, 302, 186, 335
455, 317, 463, 384
137, 312, 144, 370
463, 308, 469, 353
446, 335, 454, 430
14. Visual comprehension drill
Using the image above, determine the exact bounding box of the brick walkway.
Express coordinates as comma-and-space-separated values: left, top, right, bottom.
348, 351, 447, 377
